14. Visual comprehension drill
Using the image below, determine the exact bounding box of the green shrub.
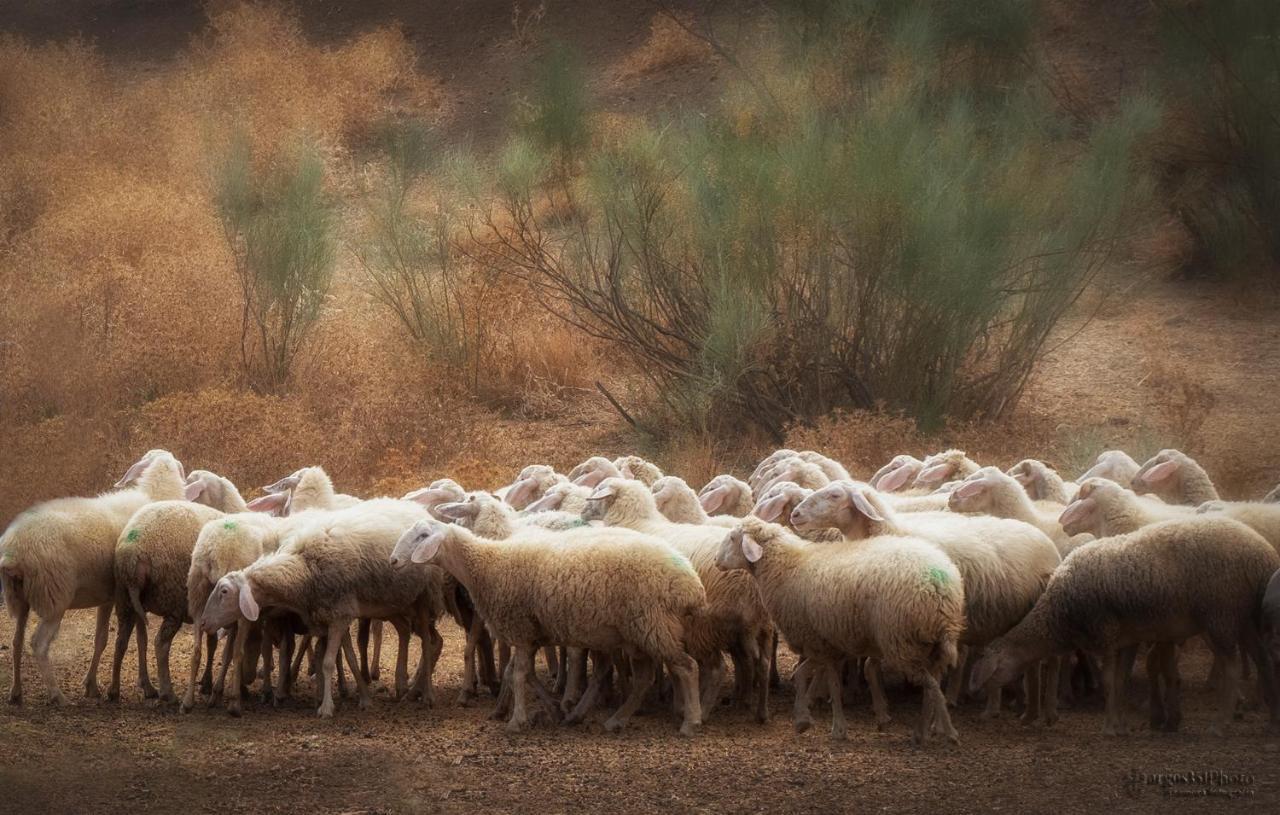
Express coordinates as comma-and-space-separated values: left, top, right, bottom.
214, 135, 337, 393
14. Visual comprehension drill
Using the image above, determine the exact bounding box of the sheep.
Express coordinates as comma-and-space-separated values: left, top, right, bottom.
1059, 478, 1195, 538
697, 474, 754, 518
264, 466, 360, 513
583, 478, 774, 723
795, 451, 851, 483
791, 480, 1062, 720
198, 499, 448, 718
402, 479, 467, 516
503, 465, 569, 510
969, 516, 1280, 735
869, 454, 925, 493
390, 518, 706, 735
523, 481, 593, 515
912, 449, 982, 491
756, 456, 831, 497
949, 468, 1093, 556
1007, 459, 1078, 504
1193, 501, 1280, 555
652, 476, 736, 527
715, 516, 964, 743
613, 455, 664, 487
1, 449, 186, 705
748, 449, 798, 492
1075, 449, 1142, 488
1131, 449, 1221, 506
751, 483, 843, 544
107, 469, 251, 704
566, 456, 623, 489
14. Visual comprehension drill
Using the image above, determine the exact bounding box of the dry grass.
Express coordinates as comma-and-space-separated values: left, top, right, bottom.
612, 11, 714, 81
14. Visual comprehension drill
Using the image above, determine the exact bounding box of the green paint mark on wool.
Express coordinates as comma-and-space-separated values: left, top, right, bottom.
223, 520, 238, 531
670, 552, 695, 573
926, 566, 949, 587
125, 529, 141, 543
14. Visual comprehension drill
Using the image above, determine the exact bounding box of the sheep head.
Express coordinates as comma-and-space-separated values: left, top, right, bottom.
716, 522, 766, 571
1076, 450, 1140, 487
116, 449, 185, 488
201, 572, 256, 629
1131, 449, 1193, 500
948, 467, 1007, 514
751, 482, 812, 525
869, 454, 923, 493
1059, 478, 1112, 537
791, 480, 890, 539
391, 519, 451, 568
912, 450, 975, 490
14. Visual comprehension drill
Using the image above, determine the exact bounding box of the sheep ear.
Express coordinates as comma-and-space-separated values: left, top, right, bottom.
114, 452, 157, 488
588, 484, 617, 500
525, 491, 564, 512
262, 474, 301, 495
1142, 460, 1180, 484
917, 463, 953, 484
404, 486, 450, 507
1059, 498, 1093, 528
503, 478, 536, 508
740, 533, 764, 563
752, 493, 789, 522
247, 493, 289, 516
700, 485, 730, 515
436, 502, 476, 521
847, 487, 885, 522
411, 529, 445, 563
619, 462, 635, 479
574, 470, 607, 488
953, 480, 987, 500
238, 578, 260, 622
184, 480, 207, 502
877, 464, 912, 493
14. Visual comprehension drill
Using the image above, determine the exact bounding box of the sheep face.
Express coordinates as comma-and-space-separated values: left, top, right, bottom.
569, 457, 620, 488
750, 449, 796, 483
390, 519, 448, 569
870, 455, 922, 492
791, 481, 884, 539
968, 643, 1028, 695
184, 470, 225, 506
699, 475, 747, 514
1077, 450, 1139, 486
715, 526, 763, 571
525, 486, 568, 512
1059, 480, 1107, 536
262, 469, 306, 495
201, 573, 257, 629
116, 449, 184, 488
1007, 459, 1058, 500
751, 483, 810, 525
912, 451, 966, 489
948, 469, 1001, 514
650, 477, 686, 516
1131, 450, 1188, 500
436, 496, 482, 530
403, 481, 467, 515
580, 483, 618, 522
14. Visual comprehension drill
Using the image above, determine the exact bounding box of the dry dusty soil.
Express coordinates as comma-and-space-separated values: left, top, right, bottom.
2, 612, 1279, 814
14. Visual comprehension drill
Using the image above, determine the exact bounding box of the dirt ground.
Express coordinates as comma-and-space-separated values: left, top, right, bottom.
2, 611, 1278, 814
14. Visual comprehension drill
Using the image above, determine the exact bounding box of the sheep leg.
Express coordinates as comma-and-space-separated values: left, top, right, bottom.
458, 613, 485, 705
82, 603, 111, 700
945, 645, 969, 706
1101, 649, 1127, 736
1160, 643, 1182, 732
370, 620, 383, 682
224, 622, 252, 717
497, 641, 511, 679
753, 633, 771, 724
106, 606, 136, 702
666, 652, 702, 737
865, 657, 892, 730
180, 624, 204, 713
478, 627, 500, 696
258, 625, 276, 705
524, 650, 562, 725
1246, 629, 1280, 733
769, 632, 781, 690
275, 630, 294, 706
491, 659, 514, 721
408, 621, 443, 706
792, 659, 817, 733
208, 631, 234, 707
133, 610, 157, 699
1208, 646, 1240, 737
826, 660, 848, 740
507, 643, 534, 732
154, 616, 182, 703
8, 600, 28, 704
560, 647, 587, 713
316, 629, 341, 718
31, 613, 67, 705
697, 653, 725, 721
357, 618, 372, 685
291, 636, 310, 683
563, 651, 611, 724
542, 645, 560, 687
604, 654, 654, 734
1020, 662, 1042, 724
200, 632, 217, 696
339, 630, 372, 711
1042, 656, 1060, 725
919, 671, 959, 746
553, 645, 569, 696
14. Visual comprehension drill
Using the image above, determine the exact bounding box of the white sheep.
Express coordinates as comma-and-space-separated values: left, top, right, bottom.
1059, 478, 1195, 538
1, 449, 186, 705
523, 481, 593, 515
911, 449, 982, 491
263, 466, 361, 513
584, 478, 774, 723
502, 465, 569, 510
869, 454, 925, 493
697, 474, 754, 518
566, 456, 622, 488
756, 456, 831, 497
198, 499, 448, 717
748, 449, 798, 491
613, 455, 664, 486
107, 469, 251, 704
970, 516, 1280, 735
949, 467, 1093, 556
1075, 449, 1142, 488
1007, 459, 1079, 503
652, 476, 736, 527
715, 516, 964, 743
1194, 501, 1280, 556
792, 480, 1062, 720
751, 482, 843, 543
390, 518, 706, 735
1131, 449, 1220, 506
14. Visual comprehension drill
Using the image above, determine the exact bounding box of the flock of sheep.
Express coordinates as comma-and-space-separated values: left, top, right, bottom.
3, 445, 1280, 744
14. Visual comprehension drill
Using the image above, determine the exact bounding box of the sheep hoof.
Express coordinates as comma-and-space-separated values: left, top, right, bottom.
159, 691, 177, 705
794, 718, 812, 734
199, 681, 213, 697
830, 728, 848, 742
1044, 713, 1059, 727
358, 696, 373, 712
179, 700, 193, 714
946, 732, 961, 747
83, 681, 101, 699
603, 717, 625, 734
755, 710, 769, 725
875, 717, 891, 731
104, 688, 120, 703
317, 703, 334, 718
678, 721, 701, 738
980, 708, 1000, 721
370, 668, 381, 682
226, 701, 242, 717
141, 685, 159, 700
505, 718, 529, 734
456, 689, 475, 707
48, 690, 68, 707
7, 690, 21, 706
